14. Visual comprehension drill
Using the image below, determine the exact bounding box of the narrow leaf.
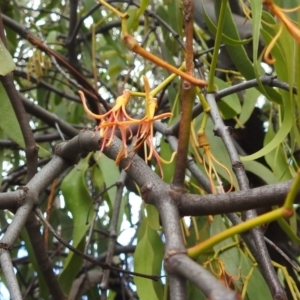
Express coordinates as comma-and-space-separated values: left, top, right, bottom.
59, 157, 93, 293
134, 216, 163, 300
0, 38, 15, 75
0, 83, 25, 148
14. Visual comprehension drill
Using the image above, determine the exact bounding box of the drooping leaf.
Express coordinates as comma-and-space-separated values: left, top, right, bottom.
215, 77, 241, 119
94, 153, 120, 205
264, 126, 293, 181
240, 252, 272, 300
0, 38, 15, 76
202, 1, 252, 46
0, 83, 25, 148
134, 216, 164, 300
243, 160, 277, 184
145, 204, 160, 231
237, 87, 260, 127
59, 156, 93, 293
188, 281, 206, 300
160, 138, 176, 182
211, 215, 242, 290
0, 128, 3, 186
20, 229, 49, 299
214, 0, 282, 105
163, 0, 183, 39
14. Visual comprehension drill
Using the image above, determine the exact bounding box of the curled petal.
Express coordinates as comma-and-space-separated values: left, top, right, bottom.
263, 24, 283, 64
79, 91, 110, 119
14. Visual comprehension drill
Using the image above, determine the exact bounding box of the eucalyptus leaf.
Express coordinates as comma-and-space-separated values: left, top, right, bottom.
134, 216, 164, 300
0, 83, 25, 148
59, 157, 93, 293
0, 38, 15, 76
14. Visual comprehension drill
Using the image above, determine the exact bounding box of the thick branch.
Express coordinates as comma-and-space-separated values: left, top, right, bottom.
56, 130, 237, 297
177, 180, 296, 216
168, 254, 238, 300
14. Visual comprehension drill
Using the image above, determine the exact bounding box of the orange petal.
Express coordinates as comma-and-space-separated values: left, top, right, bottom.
79, 91, 109, 119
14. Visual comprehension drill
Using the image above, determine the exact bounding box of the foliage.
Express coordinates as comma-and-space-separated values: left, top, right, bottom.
0, 0, 300, 299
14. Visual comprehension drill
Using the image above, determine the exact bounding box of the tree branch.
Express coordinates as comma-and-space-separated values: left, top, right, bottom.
206, 92, 286, 299
172, 0, 196, 189
177, 180, 296, 216
0, 251, 22, 299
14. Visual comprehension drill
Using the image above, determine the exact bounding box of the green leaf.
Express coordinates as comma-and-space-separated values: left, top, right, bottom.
59, 157, 93, 293
127, 0, 149, 32
210, 216, 242, 290
202, 1, 252, 46
214, 0, 282, 105
241, 91, 292, 162
37, 144, 52, 158
240, 12, 294, 161
237, 87, 260, 126
20, 229, 49, 299
145, 204, 160, 231
264, 126, 293, 181
188, 281, 206, 300
240, 252, 272, 300
137, 0, 150, 19
156, 5, 179, 64
134, 216, 164, 300
243, 160, 277, 184
199, 117, 239, 189
0, 38, 15, 75
94, 153, 120, 205
215, 77, 241, 119
163, 0, 183, 39
0, 83, 25, 148
0, 128, 3, 186
160, 138, 176, 182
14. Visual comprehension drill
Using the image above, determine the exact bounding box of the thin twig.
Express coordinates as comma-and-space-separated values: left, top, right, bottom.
34, 208, 160, 281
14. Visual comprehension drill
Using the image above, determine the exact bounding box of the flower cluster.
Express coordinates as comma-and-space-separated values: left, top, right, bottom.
79, 90, 139, 155
79, 79, 174, 177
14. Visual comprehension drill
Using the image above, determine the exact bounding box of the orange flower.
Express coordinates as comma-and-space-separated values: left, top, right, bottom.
79, 83, 174, 174
79, 75, 175, 174
78, 90, 141, 156
132, 97, 175, 177
116, 76, 175, 176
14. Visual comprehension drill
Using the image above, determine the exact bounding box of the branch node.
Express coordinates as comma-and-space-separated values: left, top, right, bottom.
0, 243, 11, 251
17, 186, 29, 192
141, 183, 154, 202
165, 249, 187, 260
